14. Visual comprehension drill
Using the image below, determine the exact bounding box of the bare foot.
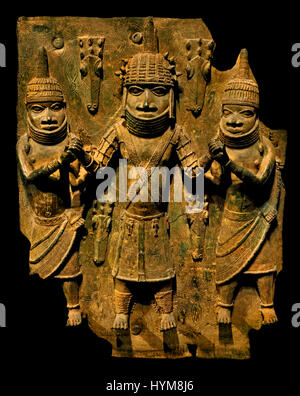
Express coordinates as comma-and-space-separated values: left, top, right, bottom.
261, 307, 278, 325
160, 313, 176, 331
216, 307, 232, 324
67, 308, 82, 326
112, 314, 129, 330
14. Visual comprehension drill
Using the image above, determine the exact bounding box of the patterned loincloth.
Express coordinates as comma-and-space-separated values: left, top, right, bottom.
112, 210, 175, 282
29, 208, 84, 279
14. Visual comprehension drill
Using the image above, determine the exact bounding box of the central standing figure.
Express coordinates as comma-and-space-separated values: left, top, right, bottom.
79, 18, 211, 331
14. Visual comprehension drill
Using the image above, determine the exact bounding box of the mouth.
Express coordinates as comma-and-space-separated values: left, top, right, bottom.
136, 111, 158, 118
41, 124, 58, 131
225, 124, 245, 134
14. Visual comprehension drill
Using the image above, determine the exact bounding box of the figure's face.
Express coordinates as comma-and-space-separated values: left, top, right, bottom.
126, 84, 170, 119
221, 104, 257, 134
27, 101, 66, 130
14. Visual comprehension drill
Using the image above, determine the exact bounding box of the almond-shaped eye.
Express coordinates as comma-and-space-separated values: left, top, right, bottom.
50, 103, 64, 111
30, 105, 45, 113
128, 86, 144, 96
151, 86, 169, 96
222, 109, 231, 116
240, 110, 255, 117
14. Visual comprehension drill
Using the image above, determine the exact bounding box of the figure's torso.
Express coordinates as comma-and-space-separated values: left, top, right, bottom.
224, 137, 273, 212
18, 133, 80, 218
118, 125, 177, 217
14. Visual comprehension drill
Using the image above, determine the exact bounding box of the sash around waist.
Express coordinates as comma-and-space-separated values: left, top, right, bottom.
122, 210, 166, 222
222, 207, 259, 222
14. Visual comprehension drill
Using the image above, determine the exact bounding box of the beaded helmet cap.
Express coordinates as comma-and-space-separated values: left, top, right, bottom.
115, 17, 180, 88
124, 52, 175, 87
222, 48, 259, 109
25, 47, 64, 104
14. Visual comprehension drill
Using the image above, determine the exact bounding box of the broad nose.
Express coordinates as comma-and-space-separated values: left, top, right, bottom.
227, 113, 243, 127
142, 89, 150, 109
137, 89, 158, 112
43, 107, 52, 122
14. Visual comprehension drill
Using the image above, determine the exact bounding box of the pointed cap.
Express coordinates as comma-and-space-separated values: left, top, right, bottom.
237, 48, 251, 79
35, 46, 50, 78
222, 48, 259, 108
25, 47, 64, 104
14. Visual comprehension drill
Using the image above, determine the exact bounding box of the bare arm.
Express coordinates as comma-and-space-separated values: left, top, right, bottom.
208, 137, 275, 187
17, 136, 77, 183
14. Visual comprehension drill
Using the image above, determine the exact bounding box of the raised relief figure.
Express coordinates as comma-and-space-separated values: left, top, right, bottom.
17, 47, 86, 326
79, 18, 211, 331
208, 49, 282, 325
17, 17, 286, 359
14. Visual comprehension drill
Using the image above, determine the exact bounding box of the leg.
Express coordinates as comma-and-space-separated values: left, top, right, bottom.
154, 279, 176, 331
62, 278, 82, 326
216, 279, 238, 324
256, 272, 278, 324
112, 278, 133, 330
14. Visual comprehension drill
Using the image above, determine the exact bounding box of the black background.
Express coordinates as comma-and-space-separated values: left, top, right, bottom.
0, 5, 299, 393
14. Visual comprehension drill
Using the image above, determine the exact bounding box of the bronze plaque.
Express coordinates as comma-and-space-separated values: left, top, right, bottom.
16, 16, 287, 359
